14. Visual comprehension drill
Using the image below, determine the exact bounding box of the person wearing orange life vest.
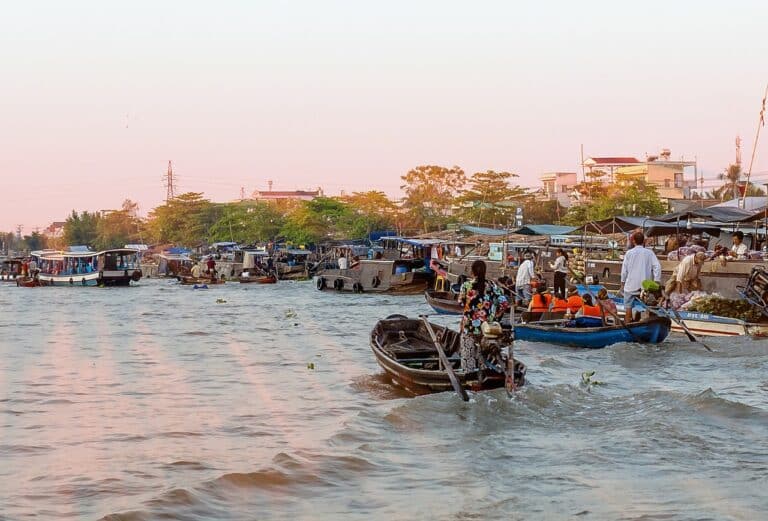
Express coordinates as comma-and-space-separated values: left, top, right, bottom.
550, 290, 568, 313
566, 286, 583, 314
527, 285, 553, 313
577, 293, 603, 319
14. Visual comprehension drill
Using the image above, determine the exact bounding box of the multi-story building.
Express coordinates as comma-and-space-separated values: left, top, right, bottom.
250, 181, 323, 202
540, 172, 578, 207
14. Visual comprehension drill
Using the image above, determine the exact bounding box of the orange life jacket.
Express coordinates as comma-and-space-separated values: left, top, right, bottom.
567, 295, 584, 313
551, 298, 568, 312
530, 293, 553, 312
581, 304, 603, 317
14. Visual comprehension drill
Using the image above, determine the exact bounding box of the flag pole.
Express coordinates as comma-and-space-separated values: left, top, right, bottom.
741, 83, 768, 209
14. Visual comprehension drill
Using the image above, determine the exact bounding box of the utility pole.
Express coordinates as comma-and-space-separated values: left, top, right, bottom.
164, 160, 177, 202
240, 186, 246, 200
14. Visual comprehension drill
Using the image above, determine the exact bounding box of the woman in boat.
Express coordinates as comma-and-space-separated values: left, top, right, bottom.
458, 260, 510, 372
551, 291, 568, 313
549, 248, 569, 298
528, 285, 553, 313
577, 293, 603, 319
596, 288, 617, 316
566, 286, 584, 314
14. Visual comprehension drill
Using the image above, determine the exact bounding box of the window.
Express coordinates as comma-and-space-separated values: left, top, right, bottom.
674, 172, 684, 188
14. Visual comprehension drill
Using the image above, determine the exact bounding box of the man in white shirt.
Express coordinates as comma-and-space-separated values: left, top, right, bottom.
729, 231, 748, 259
621, 231, 661, 323
337, 254, 349, 270
515, 253, 535, 305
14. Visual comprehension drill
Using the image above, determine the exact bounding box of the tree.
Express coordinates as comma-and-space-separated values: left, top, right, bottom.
715, 164, 742, 201
208, 201, 285, 244
146, 192, 213, 246
22, 232, 46, 252
63, 210, 101, 248
400, 165, 466, 233
342, 191, 399, 238
455, 170, 527, 226
562, 180, 666, 225
280, 197, 353, 244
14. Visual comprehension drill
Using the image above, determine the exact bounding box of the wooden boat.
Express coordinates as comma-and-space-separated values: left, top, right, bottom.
424, 289, 462, 315
515, 316, 671, 348
238, 274, 277, 284
1, 259, 23, 282
369, 316, 525, 395
32, 248, 142, 287
179, 276, 225, 286
15, 276, 40, 287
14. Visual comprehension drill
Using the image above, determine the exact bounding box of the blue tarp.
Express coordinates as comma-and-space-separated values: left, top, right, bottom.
165, 247, 190, 254
460, 225, 509, 236
513, 224, 579, 236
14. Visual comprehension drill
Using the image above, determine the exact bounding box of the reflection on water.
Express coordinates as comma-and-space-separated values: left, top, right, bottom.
0, 279, 766, 520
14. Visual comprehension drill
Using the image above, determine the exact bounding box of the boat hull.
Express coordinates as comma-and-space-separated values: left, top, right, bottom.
424, 290, 463, 315
515, 317, 671, 348
369, 317, 525, 395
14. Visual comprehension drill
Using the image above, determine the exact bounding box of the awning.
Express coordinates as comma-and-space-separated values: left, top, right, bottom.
513, 224, 579, 236
656, 206, 755, 224
580, 216, 721, 237
460, 225, 509, 236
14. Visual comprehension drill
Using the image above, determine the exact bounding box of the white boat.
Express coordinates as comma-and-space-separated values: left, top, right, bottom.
32, 247, 142, 287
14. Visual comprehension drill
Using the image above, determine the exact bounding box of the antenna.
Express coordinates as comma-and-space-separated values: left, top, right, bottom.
164, 160, 177, 202
736, 135, 742, 167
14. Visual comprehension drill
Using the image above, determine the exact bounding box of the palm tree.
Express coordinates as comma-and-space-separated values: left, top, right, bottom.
716, 164, 742, 201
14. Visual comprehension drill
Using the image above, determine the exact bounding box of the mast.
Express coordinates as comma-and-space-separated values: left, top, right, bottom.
741, 84, 768, 209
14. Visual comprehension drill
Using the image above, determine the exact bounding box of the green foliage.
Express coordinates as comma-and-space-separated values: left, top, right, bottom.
401, 165, 466, 233
22, 232, 47, 251
280, 197, 354, 244
455, 170, 527, 226
63, 210, 101, 248
522, 199, 566, 225
208, 201, 285, 243
146, 192, 213, 246
341, 191, 398, 238
562, 180, 667, 224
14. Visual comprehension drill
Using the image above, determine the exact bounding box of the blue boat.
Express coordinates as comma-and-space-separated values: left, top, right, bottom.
515, 316, 671, 348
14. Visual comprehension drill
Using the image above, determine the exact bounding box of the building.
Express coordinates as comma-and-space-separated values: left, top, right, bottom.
583, 149, 697, 202
540, 172, 578, 207
250, 181, 323, 202
43, 221, 65, 239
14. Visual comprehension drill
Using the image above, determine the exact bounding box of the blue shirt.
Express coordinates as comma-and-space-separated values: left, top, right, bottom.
621, 245, 661, 293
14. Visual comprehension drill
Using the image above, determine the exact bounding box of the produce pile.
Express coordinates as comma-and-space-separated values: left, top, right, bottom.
684, 295, 764, 322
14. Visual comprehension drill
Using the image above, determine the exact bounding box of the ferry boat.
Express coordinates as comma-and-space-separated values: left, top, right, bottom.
0, 258, 23, 282
32, 247, 142, 287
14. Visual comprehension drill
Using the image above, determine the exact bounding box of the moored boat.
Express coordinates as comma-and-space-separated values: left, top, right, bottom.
314, 259, 431, 294
369, 316, 525, 395
1, 259, 23, 282
515, 316, 671, 348
238, 274, 277, 284
32, 248, 142, 287
424, 289, 463, 315
179, 275, 225, 286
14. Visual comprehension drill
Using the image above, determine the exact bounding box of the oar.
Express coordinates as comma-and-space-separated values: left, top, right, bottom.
584, 287, 645, 344
420, 315, 469, 402
667, 307, 714, 352
506, 294, 517, 395
636, 300, 714, 352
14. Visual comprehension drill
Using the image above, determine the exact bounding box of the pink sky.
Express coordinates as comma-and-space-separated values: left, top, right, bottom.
2, 1, 767, 233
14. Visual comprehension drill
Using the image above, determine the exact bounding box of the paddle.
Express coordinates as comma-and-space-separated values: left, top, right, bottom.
584, 287, 645, 344
505, 295, 517, 395
420, 315, 469, 402
662, 306, 714, 352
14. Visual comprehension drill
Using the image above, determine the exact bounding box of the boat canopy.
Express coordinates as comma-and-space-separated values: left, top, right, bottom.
581, 216, 721, 237
460, 225, 508, 236
513, 224, 579, 236
656, 206, 755, 224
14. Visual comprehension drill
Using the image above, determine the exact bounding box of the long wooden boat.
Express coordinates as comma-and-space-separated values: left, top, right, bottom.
179, 276, 225, 286
15, 276, 41, 287
515, 316, 671, 348
314, 259, 431, 294
369, 316, 525, 395
32, 248, 142, 287
238, 274, 277, 284
424, 289, 463, 315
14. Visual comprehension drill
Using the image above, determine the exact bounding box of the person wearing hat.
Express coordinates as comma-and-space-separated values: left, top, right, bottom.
665, 251, 706, 295
515, 252, 535, 305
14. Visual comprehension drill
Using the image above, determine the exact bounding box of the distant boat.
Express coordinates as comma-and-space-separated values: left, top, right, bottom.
238, 273, 277, 284
32, 248, 142, 287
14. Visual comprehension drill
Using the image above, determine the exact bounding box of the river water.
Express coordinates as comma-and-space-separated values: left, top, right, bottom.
0, 279, 766, 520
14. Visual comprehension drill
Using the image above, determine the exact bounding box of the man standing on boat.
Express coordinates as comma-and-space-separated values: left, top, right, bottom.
728, 231, 748, 259
515, 252, 535, 305
621, 231, 661, 323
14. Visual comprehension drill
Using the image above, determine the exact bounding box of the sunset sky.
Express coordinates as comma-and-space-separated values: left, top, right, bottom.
2, 1, 767, 233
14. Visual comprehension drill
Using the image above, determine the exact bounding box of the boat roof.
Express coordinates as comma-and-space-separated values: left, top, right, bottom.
581, 216, 722, 237
513, 224, 579, 236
